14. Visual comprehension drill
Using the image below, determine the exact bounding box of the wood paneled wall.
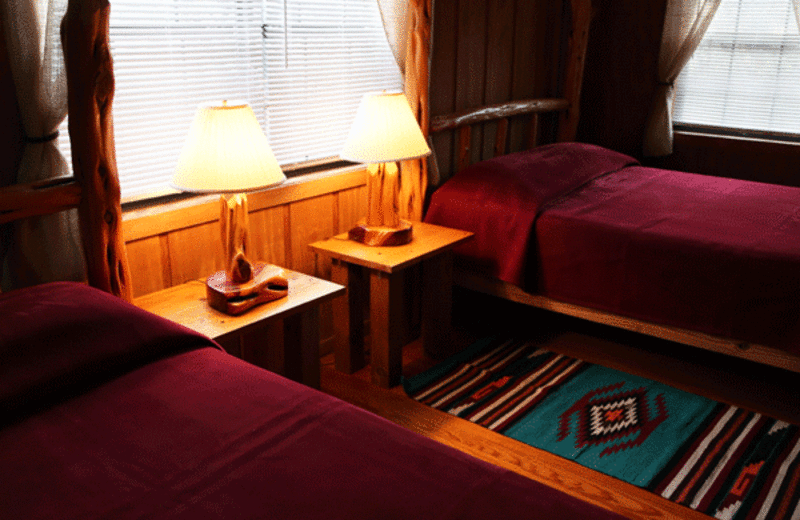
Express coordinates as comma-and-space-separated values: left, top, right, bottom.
123, 169, 368, 351
576, 0, 800, 186
429, 0, 566, 184
576, 0, 667, 160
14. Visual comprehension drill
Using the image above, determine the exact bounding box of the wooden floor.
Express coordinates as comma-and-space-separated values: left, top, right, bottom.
320, 289, 800, 520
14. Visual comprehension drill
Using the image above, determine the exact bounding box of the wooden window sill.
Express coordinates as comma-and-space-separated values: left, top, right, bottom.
122, 165, 367, 242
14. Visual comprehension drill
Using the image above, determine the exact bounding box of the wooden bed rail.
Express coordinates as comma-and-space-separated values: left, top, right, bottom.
0, 177, 81, 225
430, 98, 570, 173
455, 265, 800, 374
427, 0, 591, 175
1, 0, 132, 301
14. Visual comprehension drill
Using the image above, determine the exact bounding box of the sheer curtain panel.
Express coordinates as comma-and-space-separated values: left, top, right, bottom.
643, 0, 721, 157
57, 0, 402, 202
0, 0, 84, 291
673, 0, 800, 139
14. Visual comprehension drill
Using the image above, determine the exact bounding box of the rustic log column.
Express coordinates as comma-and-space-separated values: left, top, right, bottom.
61, 0, 132, 301
398, 0, 432, 222
558, 0, 593, 142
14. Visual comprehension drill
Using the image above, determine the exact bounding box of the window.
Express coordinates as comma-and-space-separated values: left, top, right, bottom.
673, 0, 800, 141
58, 0, 402, 201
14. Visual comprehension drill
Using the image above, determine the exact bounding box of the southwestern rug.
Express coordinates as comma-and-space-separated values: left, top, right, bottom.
403, 336, 800, 520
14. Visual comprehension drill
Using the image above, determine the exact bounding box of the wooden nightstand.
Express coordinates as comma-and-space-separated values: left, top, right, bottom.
134, 268, 345, 389
310, 222, 473, 387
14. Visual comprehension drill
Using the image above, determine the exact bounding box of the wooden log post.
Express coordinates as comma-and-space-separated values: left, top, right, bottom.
557, 0, 592, 142
61, 0, 132, 301
398, 0, 432, 222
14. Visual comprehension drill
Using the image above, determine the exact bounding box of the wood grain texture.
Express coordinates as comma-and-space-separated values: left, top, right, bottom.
321, 343, 710, 520
0, 177, 81, 225
61, 0, 132, 301
481, 0, 515, 162
455, 266, 800, 374
288, 194, 335, 276
430, 98, 569, 132
455, 0, 488, 168
428, 0, 573, 182
557, 0, 593, 142
347, 220, 413, 247
122, 168, 366, 243
369, 269, 406, 387
205, 263, 289, 316
309, 221, 473, 274
398, 0, 432, 222
428, 0, 457, 184
336, 186, 368, 234
167, 221, 225, 286
134, 269, 344, 342
125, 236, 169, 297
248, 206, 287, 267
330, 259, 368, 373
0, 15, 24, 189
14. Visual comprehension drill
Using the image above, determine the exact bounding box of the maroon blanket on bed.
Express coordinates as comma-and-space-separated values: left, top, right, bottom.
425, 142, 800, 352
0, 282, 624, 519
425, 142, 637, 287
536, 164, 800, 353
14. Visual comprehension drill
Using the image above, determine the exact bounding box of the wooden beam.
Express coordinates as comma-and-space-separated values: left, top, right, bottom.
0, 177, 80, 225
62, 0, 132, 301
457, 126, 472, 172
454, 266, 800, 374
430, 98, 569, 133
557, 0, 592, 142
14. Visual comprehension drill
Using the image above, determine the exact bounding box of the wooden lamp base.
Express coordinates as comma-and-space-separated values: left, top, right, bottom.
348, 219, 413, 246
206, 262, 289, 315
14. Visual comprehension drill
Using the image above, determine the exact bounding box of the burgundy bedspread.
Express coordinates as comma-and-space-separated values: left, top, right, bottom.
0, 282, 624, 519
425, 142, 637, 287
536, 165, 800, 353
425, 142, 800, 353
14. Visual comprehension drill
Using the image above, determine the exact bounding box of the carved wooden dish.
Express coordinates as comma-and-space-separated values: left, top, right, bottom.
206, 263, 289, 315
348, 219, 413, 246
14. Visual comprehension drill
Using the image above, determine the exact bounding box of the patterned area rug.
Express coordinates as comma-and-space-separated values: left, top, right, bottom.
403, 336, 800, 520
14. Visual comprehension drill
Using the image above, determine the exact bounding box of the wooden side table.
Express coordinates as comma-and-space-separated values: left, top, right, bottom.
134, 268, 345, 389
310, 222, 473, 387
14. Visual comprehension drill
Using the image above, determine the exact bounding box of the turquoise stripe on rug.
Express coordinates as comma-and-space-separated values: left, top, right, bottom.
403, 336, 800, 520
503, 363, 717, 486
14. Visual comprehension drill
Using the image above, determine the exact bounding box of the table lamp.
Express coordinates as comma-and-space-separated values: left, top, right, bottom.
172, 101, 289, 315
340, 92, 431, 246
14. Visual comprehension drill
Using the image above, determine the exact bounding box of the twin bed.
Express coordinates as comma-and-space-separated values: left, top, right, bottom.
2, 0, 797, 517
1, 281, 623, 519
0, 1, 627, 518
425, 140, 800, 372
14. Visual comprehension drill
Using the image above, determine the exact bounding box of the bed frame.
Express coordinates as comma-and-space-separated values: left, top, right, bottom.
426, 0, 800, 374
4, 0, 795, 374
0, 0, 131, 301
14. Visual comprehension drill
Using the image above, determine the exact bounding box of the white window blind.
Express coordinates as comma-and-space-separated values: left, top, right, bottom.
58, 0, 401, 201
673, 0, 800, 139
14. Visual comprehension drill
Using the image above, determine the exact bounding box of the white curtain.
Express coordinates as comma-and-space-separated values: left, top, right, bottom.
0, 0, 84, 290
794, 0, 800, 30
378, 0, 407, 74
643, 0, 721, 157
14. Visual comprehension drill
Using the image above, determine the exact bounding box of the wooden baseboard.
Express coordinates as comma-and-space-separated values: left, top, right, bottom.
454, 267, 800, 374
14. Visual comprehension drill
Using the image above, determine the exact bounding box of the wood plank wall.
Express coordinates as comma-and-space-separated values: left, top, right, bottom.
429, 0, 566, 184
577, 0, 800, 186
123, 169, 368, 353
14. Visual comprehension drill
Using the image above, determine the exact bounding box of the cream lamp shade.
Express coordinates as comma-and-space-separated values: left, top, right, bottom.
171, 101, 286, 193
340, 91, 431, 164
170, 101, 289, 316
